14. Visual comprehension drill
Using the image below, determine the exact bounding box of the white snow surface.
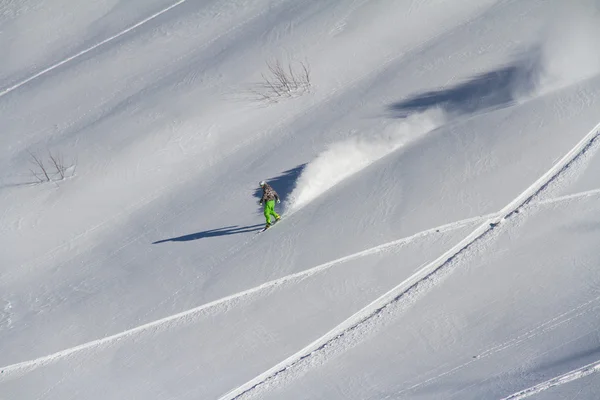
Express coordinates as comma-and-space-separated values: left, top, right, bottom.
2, 0, 600, 399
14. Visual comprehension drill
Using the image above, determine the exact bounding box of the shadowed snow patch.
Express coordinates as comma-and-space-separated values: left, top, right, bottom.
388, 3, 600, 119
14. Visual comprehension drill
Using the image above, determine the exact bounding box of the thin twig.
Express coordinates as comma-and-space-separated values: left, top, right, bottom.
28, 151, 50, 182
48, 151, 66, 179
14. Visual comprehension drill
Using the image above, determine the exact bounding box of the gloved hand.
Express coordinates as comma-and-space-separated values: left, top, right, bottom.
277, 199, 281, 204
258, 200, 263, 206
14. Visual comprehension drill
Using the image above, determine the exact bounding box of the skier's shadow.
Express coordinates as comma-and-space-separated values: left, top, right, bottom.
152, 224, 263, 244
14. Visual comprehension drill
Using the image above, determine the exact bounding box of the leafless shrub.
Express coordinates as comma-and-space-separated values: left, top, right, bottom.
28, 151, 51, 183
28, 150, 76, 183
48, 151, 67, 179
250, 59, 312, 102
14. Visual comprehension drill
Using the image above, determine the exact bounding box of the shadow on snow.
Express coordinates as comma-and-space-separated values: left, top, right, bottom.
253, 164, 306, 201
388, 47, 542, 118
152, 224, 263, 244
153, 165, 305, 244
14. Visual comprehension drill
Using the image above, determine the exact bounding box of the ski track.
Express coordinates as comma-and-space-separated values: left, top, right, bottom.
218, 121, 600, 400
0, 0, 189, 98
2, 1, 599, 396
0, 1, 287, 284
0, 215, 485, 377
0, 0, 276, 99
2, 4, 413, 282
2, 187, 600, 379
395, 295, 600, 396
539, 187, 600, 205
499, 359, 600, 400
3, 1, 501, 284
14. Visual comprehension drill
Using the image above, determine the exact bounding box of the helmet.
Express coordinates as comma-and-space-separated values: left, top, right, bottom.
259, 180, 266, 187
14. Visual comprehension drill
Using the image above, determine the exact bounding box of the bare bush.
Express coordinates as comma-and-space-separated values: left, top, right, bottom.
48, 151, 67, 179
28, 150, 75, 183
28, 151, 51, 183
251, 59, 311, 102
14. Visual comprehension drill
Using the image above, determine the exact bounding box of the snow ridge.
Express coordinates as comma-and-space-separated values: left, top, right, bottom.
219, 121, 600, 400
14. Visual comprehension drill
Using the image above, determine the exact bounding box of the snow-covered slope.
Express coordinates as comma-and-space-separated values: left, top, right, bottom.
2, 0, 600, 399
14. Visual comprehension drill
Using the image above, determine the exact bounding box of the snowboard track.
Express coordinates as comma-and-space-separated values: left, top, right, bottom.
6, 2, 481, 283
2, 123, 600, 388
0, 0, 274, 99
0, 215, 485, 377
0, 0, 189, 98
219, 121, 600, 399
395, 295, 600, 396
2, 179, 600, 379
500, 358, 600, 399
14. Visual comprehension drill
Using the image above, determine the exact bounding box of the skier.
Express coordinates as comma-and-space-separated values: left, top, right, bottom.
258, 180, 281, 229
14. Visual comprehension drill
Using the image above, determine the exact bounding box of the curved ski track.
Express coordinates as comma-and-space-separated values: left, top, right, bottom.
219, 121, 600, 399
0, 215, 485, 377
4, 0, 481, 284
2, 122, 599, 391
3, 154, 600, 383
395, 295, 600, 396
500, 359, 600, 399
3, 1, 599, 396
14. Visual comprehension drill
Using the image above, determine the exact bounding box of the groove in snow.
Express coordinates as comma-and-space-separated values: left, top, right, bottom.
499, 359, 600, 399
0, 215, 484, 377
219, 120, 600, 400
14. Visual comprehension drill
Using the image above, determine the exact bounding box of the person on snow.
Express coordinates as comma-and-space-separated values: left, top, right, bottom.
258, 180, 281, 229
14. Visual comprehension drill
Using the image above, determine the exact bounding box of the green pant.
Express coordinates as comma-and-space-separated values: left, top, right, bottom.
263, 200, 280, 224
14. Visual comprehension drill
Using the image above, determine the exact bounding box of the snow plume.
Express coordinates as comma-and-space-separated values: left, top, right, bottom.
535, 1, 600, 93
287, 109, 445, 210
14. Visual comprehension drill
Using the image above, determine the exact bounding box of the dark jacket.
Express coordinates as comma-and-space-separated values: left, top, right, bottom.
260, 183, 279, 203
